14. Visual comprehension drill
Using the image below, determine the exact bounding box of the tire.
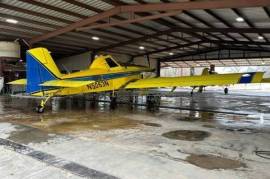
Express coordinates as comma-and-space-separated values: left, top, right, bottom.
224, 88, 229, 95
36, 105, 44, 113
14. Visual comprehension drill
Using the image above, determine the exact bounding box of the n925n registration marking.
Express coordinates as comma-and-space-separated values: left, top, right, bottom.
87, 80, 109, 90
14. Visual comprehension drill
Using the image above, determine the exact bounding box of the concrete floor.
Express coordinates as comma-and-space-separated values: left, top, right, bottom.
0, 91, 270, 179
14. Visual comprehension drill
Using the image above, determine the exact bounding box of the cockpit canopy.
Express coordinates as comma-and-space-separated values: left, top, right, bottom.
89, 55, 121, 70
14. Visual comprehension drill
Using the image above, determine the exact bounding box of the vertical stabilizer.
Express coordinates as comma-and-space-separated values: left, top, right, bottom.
26, 47, 62, 94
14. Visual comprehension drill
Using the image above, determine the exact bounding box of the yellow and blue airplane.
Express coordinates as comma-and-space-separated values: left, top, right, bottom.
8, 47, 269, 112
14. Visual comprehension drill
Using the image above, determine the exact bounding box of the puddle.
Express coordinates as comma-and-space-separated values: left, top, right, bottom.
162, 130, 211, 141
225, 128, 255, 134
31, 113, 140, 134
177, 112, 215, 122
178, 117, 200, 122
1, 113, 140, 134
7, 125, 54, 144
186, 154, 246, 170
202, 124, 216, 128
142, 122, 162, 127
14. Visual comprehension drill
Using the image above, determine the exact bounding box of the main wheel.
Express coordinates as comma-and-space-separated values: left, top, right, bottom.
224, 87, 229, 95
35, 105, 44, 113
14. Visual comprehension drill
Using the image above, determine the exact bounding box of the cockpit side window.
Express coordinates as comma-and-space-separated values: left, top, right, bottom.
105, 57, 118, 68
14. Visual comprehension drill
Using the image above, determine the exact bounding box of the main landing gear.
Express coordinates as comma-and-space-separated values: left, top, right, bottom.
190, 87, 196, 96
35, 95, 52, 113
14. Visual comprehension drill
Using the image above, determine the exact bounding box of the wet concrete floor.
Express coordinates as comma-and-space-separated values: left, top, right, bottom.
0, 91, 270, 179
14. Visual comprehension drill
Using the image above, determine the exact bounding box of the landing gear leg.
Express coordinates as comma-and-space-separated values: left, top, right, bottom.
198, 86, 203, 93
224, 87, 229, 95
190, 87, 196, 96
35, 95, 52, 113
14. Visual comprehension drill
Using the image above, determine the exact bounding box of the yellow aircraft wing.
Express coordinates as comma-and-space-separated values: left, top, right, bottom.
7, 79, 27, 85
40, 80, 94, 88
261, 78, 270, 83
125, 72, 264, 89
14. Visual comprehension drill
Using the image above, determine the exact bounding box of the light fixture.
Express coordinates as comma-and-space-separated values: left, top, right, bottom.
139, 46, 145, 50
196, 64, 200, 66
258, 36, 264, 40
236, 17, 244, 22
6, 19, 18, 24
92, 36, 100, 41
169, 52, 174, 55
262, 62, 265, 65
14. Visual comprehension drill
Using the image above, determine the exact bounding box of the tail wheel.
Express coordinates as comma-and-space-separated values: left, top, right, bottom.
224, 87, 229, 95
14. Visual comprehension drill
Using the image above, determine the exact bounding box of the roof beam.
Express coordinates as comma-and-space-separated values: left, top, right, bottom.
77, 11, 182, 31
145, 39, 270, 57
182, 11, 233, 41
159, 45, 270, 61
211, 40, 270, 46
133, 41, 206, 57
0, 3, 128, 43
121, 0, 270, 13
161, 52, 270, 62
168, 27, 270, 34
96, 27, 270, 51
232, 8, 269, 42
29, 0, 270, 44
205, 9, 254, 43
159, 47, 220, 61
23, 0, 176, 48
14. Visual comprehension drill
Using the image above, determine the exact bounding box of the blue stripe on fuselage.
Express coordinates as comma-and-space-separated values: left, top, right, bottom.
239, 72, 255, 84
66, 71, 141, 81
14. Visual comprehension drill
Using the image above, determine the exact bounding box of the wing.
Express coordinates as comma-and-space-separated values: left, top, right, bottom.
261, 78, 270, 83
125, 72, 264, 89
40, 80, 94, 88
7, 79, 27, 85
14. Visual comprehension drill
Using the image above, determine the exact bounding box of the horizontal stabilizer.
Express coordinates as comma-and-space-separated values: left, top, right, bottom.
40, 80, 94, 88
7, 79, 27, 85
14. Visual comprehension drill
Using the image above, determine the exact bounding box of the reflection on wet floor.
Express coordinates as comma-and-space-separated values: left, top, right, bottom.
142, 122, 162, 127
186, 154, 246, 170
162, 130, 211, 141
1, 111, 140, 134
36, 113, 140, 133
7, 125, 55, 144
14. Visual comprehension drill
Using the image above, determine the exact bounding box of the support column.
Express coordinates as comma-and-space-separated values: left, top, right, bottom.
66, 97, 72, 110
52, 97, 61, 112
146, 95, 160, 111
190, 67, 195, 76
156, 59, 160, 77
110, 93, 117, 109
77, 96, 85, 109
89, 93, 99, 108
0, 59, 4, 77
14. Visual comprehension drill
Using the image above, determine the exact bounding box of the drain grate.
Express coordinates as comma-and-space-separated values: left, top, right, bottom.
0, 138, 118, 179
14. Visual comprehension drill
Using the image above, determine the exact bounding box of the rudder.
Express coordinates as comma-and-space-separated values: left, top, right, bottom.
26, 47, 62, 94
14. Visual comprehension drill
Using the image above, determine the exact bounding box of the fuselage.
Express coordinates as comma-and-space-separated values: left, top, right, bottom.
32, 65, 151, 96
